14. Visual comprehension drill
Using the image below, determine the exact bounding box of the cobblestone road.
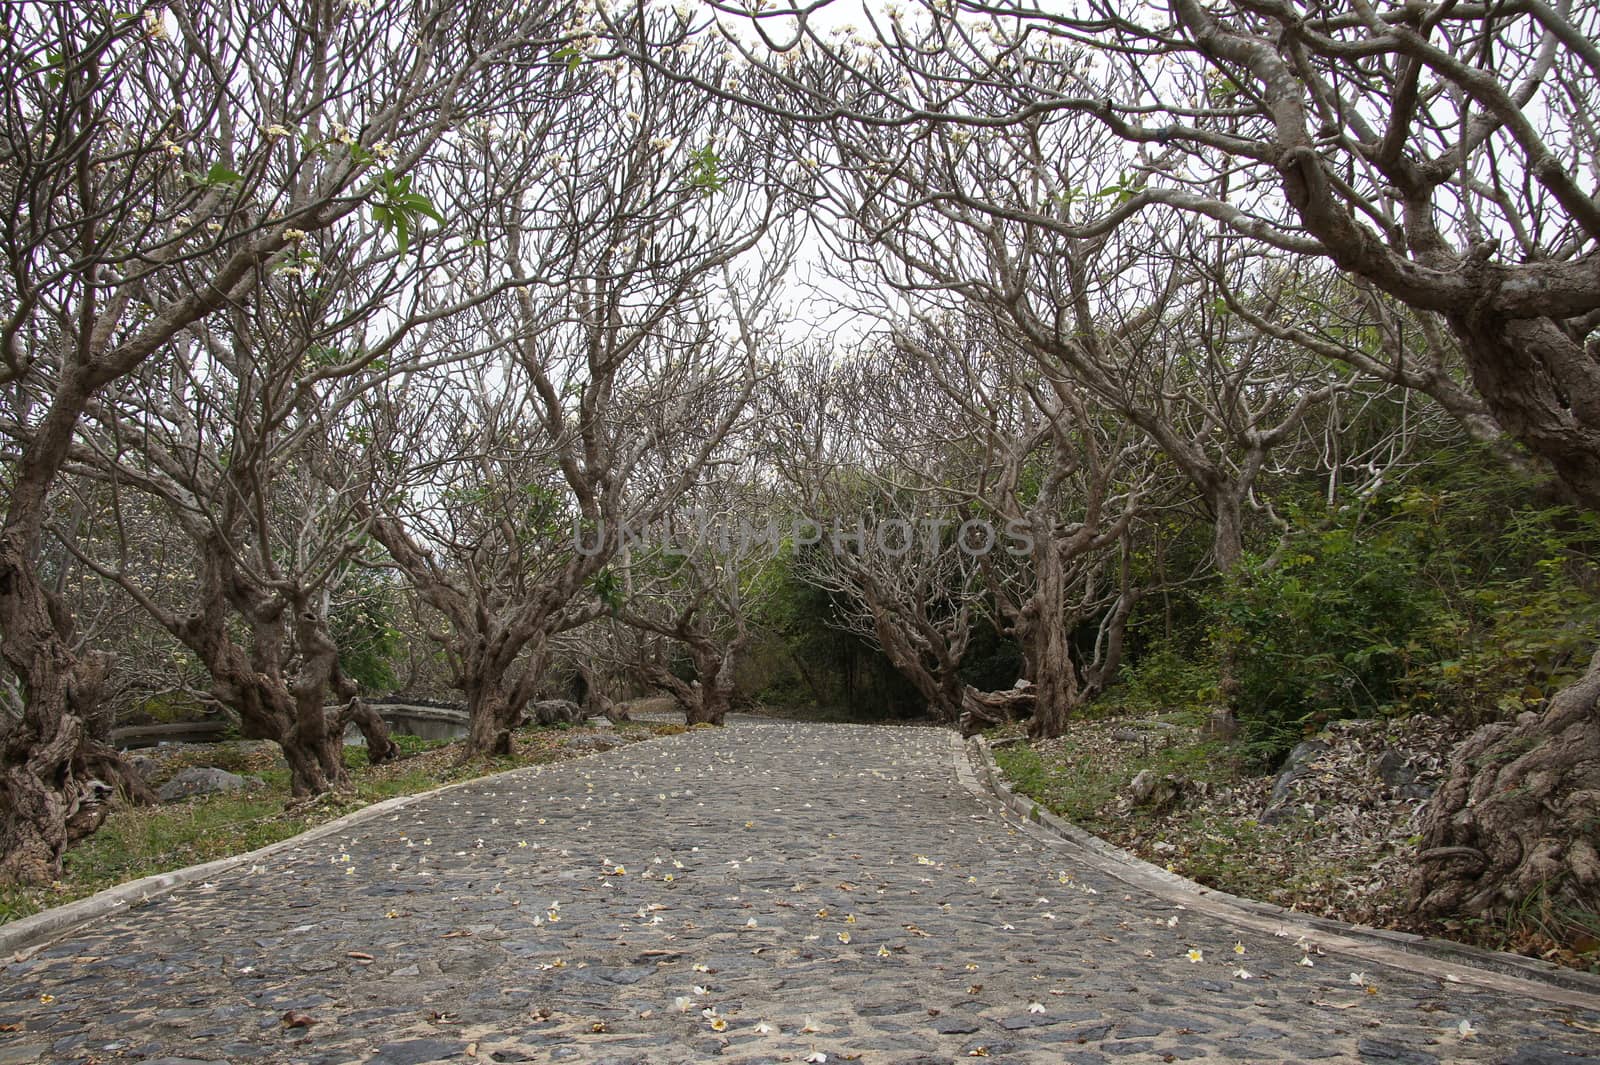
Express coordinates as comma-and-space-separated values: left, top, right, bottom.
2, 723, 1597, 1065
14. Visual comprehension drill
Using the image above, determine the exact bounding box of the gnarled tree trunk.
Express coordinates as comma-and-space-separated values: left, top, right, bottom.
1017, 552, 1084, 739
463, 679, 531, 758
959, 682, 1037, 735
459, 639, 545, 758
1405, 317, 1600, 918
576, 660, 628, 723
334, 695, 401, 765
635, 637, 740, 726
1410, 648, 1600, 923
0, 539, 155, 884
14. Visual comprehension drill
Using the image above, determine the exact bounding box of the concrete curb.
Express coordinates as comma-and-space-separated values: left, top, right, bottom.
954, 731, 1600, 1011
0, 737, 652, 961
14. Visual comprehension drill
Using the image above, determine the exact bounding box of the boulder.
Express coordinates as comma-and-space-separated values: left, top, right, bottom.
1374, 748, 1416, 788
158, 767, 247, 803
528, 699, 585, 726
1261, 739, 1330, 824
1127, 769, 1188, 814
125, 753, 160, 782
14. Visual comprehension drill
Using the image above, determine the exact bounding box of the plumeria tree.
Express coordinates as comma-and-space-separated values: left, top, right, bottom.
363, 16, 798, 754
886, 320, 1152, 737
0, 0, 579, 882
611, 472, 786, 726
767, 346, 1039, 730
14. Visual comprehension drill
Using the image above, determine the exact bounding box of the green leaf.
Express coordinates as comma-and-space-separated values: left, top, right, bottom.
368, 168, 444, 257
202, 161, 245, 188
687, 144, 726, 197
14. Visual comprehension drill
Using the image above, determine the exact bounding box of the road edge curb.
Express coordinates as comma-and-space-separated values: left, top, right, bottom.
955, 731, 1600, 1010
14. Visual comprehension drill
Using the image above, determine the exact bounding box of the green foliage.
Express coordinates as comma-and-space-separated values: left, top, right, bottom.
1100, 640, 1218, 717
553, 44, 584, 71
133, 690, 209, 723
750, 549, 924, 719
332, 571, 403, 692
687, 144, 726, 196
993, 726, 1237, 829
1212, 521, 1439, 759
589, 567, 624, 613
369, 169, 443, 256
1108, 444, 1600, 763
188, 160, 245, 191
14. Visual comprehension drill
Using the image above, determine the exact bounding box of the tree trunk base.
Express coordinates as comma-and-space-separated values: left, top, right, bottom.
959, 682, 1036, 736
682, 697, 728, 726
0, 727, 155, 886
1410, 650, 1600, 926
342, 697, 401, 765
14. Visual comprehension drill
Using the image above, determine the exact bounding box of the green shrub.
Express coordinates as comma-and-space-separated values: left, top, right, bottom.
1211, 522, 1442, 761
1101, 640, 1218, 717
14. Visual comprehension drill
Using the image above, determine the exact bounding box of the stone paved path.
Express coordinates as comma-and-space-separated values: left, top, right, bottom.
3, 723, 1598, 1065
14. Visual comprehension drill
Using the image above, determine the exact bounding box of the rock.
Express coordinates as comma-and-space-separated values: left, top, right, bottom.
367, 1039, 466, 1065
126, 754, 160, 781
158, 767, 247, 803
1261, 739, 1331, 824
935, 1019, 980, 1035
1498, 1049, 1600, 1065
1128, 769, 1188, 813
1374, 748, 1416, 787
528, 699, 584, 726
1111, 727, 1144, 743
1354, 1037, 1438, 1063
1267, 740, 1328, 802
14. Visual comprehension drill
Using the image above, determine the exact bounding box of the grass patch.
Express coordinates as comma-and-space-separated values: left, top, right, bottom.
0, 720, 674, 927
993, 743, 1122, 825
991, 724, 1239, 834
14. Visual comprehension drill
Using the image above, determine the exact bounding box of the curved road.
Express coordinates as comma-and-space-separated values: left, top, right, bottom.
2, 723, 1597, 1064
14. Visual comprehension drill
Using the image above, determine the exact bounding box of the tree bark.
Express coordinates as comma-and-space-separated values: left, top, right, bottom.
1210, 488, 1245, 576
1454, 315, 1600, 512
0, 538, 155, 883
340, 696, 402, 764
576, 660, 628, 723
1404, 317, 1600, 917
959, 683, 1038, 735
635, 639, 739, 726
1410, 649, 1600, 922
1014, 539, 1089, 739
463, 680, 526, 758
